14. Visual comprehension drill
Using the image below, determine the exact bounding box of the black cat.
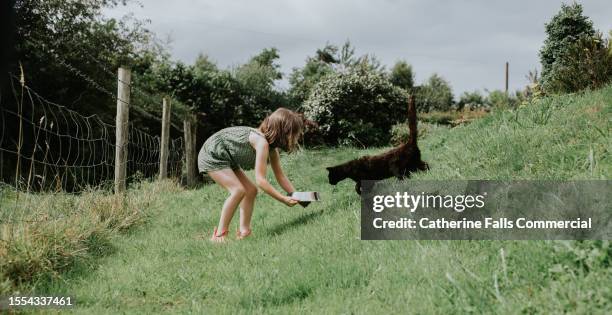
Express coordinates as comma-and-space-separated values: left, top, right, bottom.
326, 95, 429, 194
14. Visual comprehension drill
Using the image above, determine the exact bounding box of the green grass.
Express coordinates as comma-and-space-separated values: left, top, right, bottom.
14, 85, 612, 313
0, 181, 180, 295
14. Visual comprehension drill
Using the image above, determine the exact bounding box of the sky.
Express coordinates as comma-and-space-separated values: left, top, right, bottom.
104, 0, 612, 96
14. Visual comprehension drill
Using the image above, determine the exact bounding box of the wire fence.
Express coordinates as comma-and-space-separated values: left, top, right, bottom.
0, 73, 184, 194
0, 35, 192, 232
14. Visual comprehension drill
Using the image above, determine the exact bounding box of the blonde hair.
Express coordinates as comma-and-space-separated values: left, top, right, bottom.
259, 108, 304, 152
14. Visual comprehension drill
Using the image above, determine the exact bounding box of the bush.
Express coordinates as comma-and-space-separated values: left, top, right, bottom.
289, 60, 334, 105
419, 111, 459, 125
487, 90, 519, 110
457, 90, 488, 110
303, 69, 408, 146
415, 74, 454, 112
390, 122, 448, 146
544, 33, 612, 93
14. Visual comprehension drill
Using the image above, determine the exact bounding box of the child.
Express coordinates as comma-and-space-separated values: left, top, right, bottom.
198, 108, 303, 242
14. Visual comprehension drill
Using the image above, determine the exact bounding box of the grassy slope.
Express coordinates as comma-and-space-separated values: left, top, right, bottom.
44, 86, 611, 314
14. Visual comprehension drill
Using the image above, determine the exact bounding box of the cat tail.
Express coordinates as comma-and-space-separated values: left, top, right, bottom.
408, 94, 418, 146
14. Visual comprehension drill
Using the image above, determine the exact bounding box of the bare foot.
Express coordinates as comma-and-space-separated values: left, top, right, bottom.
236, 228, 252, 240
210, 227, 228, 243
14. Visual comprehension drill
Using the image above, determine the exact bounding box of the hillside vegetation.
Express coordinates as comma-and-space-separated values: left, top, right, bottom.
5, 84, 611, 313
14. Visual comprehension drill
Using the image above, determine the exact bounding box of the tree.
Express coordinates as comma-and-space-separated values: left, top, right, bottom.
151, 60, 247, 136
609, 30, 612, 55
388, 60, 414, 91
539, 3, 595, 90
415, 74, 454, 112
315, 44, 339, 64
4, 0, 169, 187
235, 48, 282, 92
12, 0, 162, 123
457, 90, 486, 110
234, 48, 287, 120
250, 47, 282, 80
289, 41, 385, 107
194, 53, 218, 75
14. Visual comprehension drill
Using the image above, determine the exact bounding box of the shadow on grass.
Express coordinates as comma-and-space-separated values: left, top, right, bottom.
240, 284, 314, 308
266, 210, 325, 236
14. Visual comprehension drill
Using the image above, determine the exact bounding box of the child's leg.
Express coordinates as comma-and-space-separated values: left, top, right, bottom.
208, 169, 246, 234
234, 169, 257, 234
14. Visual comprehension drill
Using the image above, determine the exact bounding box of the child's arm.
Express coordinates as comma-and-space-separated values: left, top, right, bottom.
269, 148, 296, 194
253, 139, 298, 207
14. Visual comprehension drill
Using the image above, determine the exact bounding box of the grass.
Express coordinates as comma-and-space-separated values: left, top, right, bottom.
3, 85, 612, 313
418, 108, 489, 126
0, 180, 181, 295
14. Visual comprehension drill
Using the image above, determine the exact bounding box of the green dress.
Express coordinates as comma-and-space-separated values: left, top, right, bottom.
197, 126, 263, 173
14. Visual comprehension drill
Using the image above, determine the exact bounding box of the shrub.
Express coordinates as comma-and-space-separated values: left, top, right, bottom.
457, 90, 488, 110
390, 122, 448, 146
419, 111, 459, 125
544, 33, 612, 93
415, 74, 454, 112
487, 90, 519, 110
288, 59, 334, 105
303, 69, 408, 146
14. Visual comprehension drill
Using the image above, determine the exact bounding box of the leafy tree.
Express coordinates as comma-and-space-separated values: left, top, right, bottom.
302, 68, 408, 146
193, 53, 218, 75
288, 45, 340, 106
234, 47, 287, 117
388, 60, 414, 91
4, 0, 169, 186
539, 3, 595, 90
151, 60, 246, 137
12, 0, 162, 123
609, 30, 612, 55
457, 90, 486, 110
249, 47, 282, 80
315, 44, 339, 64
415, 74, 454, 112
289, 41, 385, 107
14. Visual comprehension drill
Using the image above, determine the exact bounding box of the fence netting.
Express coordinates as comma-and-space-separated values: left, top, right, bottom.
0, 74, 184, 194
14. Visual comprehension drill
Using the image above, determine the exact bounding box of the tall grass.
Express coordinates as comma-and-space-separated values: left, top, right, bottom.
0, 180, 181, 294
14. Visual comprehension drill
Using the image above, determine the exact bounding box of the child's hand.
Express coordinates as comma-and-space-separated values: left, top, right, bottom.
283, 196, 299, 207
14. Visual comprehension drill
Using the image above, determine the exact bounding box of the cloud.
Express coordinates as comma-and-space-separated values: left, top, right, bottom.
104, 0, 612, 95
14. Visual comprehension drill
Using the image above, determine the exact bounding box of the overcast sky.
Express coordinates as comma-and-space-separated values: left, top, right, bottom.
104, 0, 612, 96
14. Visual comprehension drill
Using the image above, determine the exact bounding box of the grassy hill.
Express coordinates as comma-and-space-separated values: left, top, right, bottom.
13, 85, 612, 313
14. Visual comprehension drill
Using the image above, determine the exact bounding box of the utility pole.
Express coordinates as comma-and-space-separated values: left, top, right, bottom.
505, 62, 509, 94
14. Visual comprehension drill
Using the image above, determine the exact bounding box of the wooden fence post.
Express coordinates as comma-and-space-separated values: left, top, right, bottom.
159, 97, 171, 180
114, 67, 131, 193
183, 114, 197, 186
